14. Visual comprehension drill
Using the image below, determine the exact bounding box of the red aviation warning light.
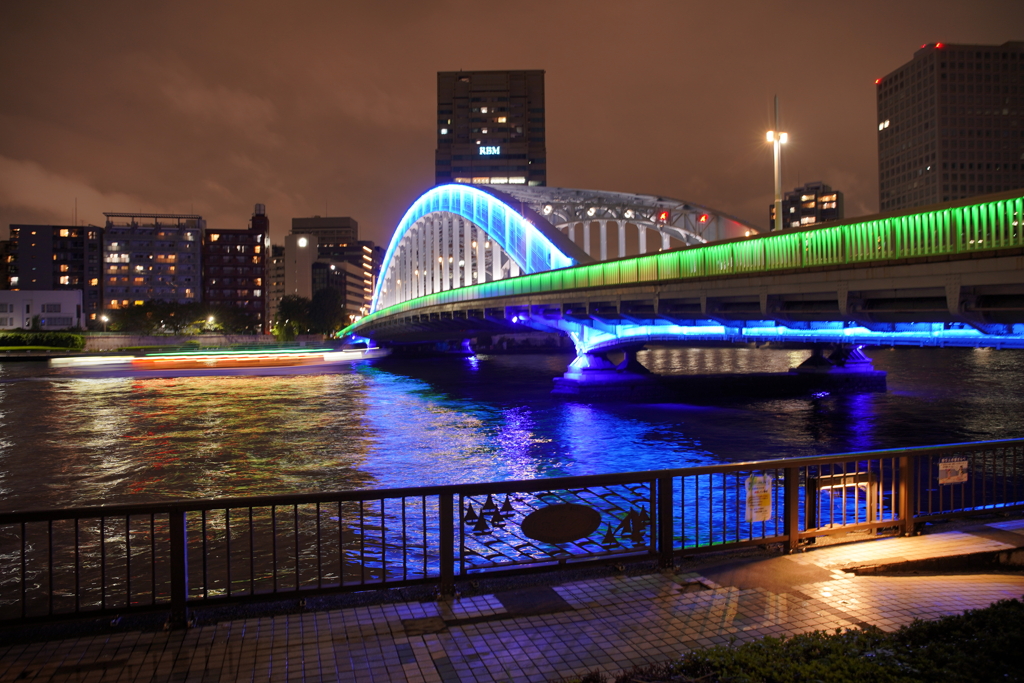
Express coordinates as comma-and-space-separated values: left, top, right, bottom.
875, 78, 883, 85
656, 210, 670, 223
698, 214, 709, 224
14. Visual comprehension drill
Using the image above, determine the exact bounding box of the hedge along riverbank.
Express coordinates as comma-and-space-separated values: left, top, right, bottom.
560, 597, 1024, 683
0, 332, 84, 350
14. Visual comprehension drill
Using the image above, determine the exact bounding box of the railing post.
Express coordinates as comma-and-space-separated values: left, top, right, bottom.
784, 467, 801, 553
438, 494, 455, 596
899, 455, 916, 536
168, 508, 189, 629
657, 476, 674, 569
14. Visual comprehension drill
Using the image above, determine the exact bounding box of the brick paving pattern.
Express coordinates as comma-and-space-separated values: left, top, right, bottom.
2, 521, 1023, 682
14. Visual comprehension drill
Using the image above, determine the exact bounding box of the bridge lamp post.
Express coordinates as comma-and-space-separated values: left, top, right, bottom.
767, 96, 788, 233
766, 130, 788, 232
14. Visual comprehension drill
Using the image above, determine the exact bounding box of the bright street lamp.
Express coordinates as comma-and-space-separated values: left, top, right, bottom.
767, 95, 788, 233
100, 315, 109, 332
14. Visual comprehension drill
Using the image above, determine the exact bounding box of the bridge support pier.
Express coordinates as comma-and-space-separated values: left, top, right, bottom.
552, 348, 662, 399
789, 345, 887, 392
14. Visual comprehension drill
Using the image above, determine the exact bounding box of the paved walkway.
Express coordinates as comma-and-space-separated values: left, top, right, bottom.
3, 519, 1024, 683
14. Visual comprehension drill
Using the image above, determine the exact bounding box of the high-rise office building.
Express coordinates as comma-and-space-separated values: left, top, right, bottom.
202, 204, 270, 333
7, 224, 104, 319
877, 41, 1024, 212
769, 182, 844, 230
435, 70, 546, 187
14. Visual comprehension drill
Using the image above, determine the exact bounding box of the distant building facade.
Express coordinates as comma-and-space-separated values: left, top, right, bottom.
282, 233, 318, 301
267, 244, 286, 323
202, 204, 270, 332
878, 41, 1024, 212
7, 224, 104, 320
102, 213, 203, 311
291, 216, 358, 247
435, 70, 546, 187
0, 240, 11, 290
769, 182, 844, 230
0, 289, 84, 330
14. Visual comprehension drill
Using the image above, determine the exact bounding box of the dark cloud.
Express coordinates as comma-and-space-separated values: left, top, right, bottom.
2, 0, 1021, 245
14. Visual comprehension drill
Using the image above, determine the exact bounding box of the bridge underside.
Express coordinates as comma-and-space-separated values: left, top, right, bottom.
352, 250, 1024, 351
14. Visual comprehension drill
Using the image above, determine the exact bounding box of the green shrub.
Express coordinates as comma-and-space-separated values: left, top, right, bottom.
0, 332, 84, 350
560, 597, 1024, 683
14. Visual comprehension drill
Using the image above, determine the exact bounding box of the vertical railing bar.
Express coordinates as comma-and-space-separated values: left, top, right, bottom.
271, 505, 278, 593
316, 502, 322, 590
100, 516, 107, 611
126, 515, 131, 609
380, 498, 387, 584
20, 521, 27, 619
149, 514, 155, 606
422, 496, 427, 579
402, 497, 408, 582
695, 474, 700, 547
74, 518, 80, 613
248, 507, 255, 595
338, 501, 344, 587
359, 500, 366, 586
293, 503, 300, 592
458, 494, 466, 578
47, 519, 54, 616
225, 509, 232, 598
201, 509, 208, 600
680, 475, 686, 550
1002, 447, 1008, 509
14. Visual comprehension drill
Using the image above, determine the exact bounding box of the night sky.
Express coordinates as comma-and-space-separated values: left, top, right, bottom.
2, 1, 1021, 246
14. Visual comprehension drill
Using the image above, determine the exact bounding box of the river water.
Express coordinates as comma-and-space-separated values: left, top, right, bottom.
1, 346, 1022, 511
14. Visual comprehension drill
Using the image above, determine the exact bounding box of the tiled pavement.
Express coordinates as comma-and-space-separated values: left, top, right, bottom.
3, 520, 1024, 683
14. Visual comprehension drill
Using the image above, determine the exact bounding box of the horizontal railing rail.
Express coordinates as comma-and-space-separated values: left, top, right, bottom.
346, 191, 1024, 331
2, 438, 1022, 627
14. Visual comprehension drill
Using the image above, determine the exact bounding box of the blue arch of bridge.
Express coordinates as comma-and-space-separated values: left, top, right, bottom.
372, 184, 585, 312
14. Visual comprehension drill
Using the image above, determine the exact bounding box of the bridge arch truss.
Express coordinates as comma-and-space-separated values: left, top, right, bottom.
374, 184, 591, 311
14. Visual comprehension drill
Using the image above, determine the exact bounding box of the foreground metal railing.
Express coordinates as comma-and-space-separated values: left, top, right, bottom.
1, 439, 1022, 626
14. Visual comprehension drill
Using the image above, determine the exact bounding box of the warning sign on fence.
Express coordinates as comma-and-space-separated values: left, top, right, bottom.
938, 458, 968, 485
745, 475, 773, 523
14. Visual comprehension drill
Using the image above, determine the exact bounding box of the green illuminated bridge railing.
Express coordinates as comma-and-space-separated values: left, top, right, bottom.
345, 193, 1024, 335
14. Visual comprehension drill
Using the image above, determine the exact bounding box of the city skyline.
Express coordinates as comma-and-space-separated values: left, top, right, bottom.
1, 1, 1022, 247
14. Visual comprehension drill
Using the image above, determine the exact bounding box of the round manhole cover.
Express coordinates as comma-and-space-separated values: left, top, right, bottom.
520, 503, 601, 544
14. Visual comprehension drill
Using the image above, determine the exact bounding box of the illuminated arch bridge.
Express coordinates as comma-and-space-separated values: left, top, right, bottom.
373, 183, 757, 311
355, 186, 1024, 358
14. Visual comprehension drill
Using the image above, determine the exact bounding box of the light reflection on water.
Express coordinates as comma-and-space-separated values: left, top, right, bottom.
0, 345, 1023, 510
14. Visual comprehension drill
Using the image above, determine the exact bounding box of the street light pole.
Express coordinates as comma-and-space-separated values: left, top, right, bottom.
767, 95, 788, 232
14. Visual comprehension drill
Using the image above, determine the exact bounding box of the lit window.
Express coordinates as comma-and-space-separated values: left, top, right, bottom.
481, 106, 488, 113
134, 300, 144, 306
789, 207, 795, 214
481, 127, 488, 134
489, 176, 509, 184
59, 264, 69, 272
497, 116, 506, 123
59, 276, 70, 285
210, 234, 220, 241
472, 177, 490, 184
508, 177, 527, 184
59, 229, 69, 237
89, 278, 98, 286
440, 128, 448, 134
